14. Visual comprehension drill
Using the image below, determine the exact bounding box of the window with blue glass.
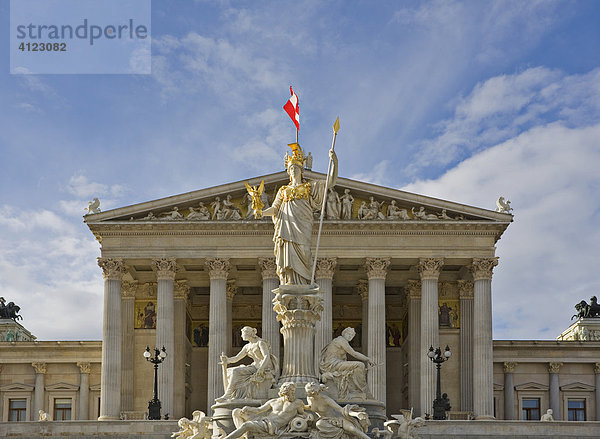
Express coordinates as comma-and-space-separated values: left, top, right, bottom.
522, 398, 540, 420
568, 400, 586, 421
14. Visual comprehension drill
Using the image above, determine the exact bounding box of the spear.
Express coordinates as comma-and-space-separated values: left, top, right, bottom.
311, 117, 340, 285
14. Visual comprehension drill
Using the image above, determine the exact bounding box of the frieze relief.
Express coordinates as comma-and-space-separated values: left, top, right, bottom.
117, 184, 483, 223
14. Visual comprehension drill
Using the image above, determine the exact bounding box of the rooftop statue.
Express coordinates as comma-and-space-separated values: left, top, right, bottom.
319, 327, 374, 400
216, 326, 279, 402
495, 196, 513, 214
85, 197, 101, 215
258, 143, 338, 285
0, 297, 22, 321
572, 296, 600, 319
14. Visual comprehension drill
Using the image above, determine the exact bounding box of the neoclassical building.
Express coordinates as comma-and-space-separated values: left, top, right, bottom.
1, 168, 599, 426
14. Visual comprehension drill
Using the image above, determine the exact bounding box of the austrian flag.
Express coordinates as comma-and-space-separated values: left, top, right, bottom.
283, 86, 300, 130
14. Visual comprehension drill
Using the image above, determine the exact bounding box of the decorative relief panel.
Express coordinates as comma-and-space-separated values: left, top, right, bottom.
438, 300, 460, 328
135, 300, 156, 329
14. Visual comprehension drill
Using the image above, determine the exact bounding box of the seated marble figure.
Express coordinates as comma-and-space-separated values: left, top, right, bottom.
319, 327, 374, 400
216, 326, 279, 402
223, 382, 307, 439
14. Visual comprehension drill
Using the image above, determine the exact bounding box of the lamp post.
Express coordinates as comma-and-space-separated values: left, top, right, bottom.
428, 345, 452, 420
144, 346, 167, 420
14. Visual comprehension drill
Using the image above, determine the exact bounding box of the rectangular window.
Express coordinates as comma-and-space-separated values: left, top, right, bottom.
522, 398, 540, 420
53, 398, 72, 421
9, 399, 27, 421
568, 399, 586, 421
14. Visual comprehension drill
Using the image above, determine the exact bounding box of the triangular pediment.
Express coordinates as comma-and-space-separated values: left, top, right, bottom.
45, 382, 79, 391
560, 382, 595, 392
515, 382, 549, 391
85, 170, 513, 226
0, 382, 34, 392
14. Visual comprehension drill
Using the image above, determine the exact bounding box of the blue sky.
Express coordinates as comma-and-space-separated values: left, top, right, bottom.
1, 0, 599, 340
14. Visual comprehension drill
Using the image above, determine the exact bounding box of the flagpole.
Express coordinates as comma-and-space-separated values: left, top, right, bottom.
311, 117, 339, 285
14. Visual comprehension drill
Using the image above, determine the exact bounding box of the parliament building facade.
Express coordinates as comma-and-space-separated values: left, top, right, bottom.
1, 170, 599, 425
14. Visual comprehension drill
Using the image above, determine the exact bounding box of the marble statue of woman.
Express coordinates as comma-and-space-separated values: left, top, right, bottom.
216, 326, 279, 402
261, 143, 338, 285
340, 189, 354, 220
320, 327, 374, 400
326, 188, 341, 219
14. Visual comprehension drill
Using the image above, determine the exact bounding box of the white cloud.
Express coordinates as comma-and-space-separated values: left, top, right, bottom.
404, 121, 600, 340
406, 67, 600, 176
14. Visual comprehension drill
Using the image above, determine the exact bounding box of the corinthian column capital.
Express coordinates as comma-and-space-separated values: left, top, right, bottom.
174, 280, 190, 301
594, 362, 600, 374
548, 362, 563, 374
97, 258, 127, 280
205, 257, 231, 280
226, 280, 237, 301
151, 258, 179, 280
457, 280, 474, 299
417, 258, 444, 280
258, 258, 277, 280
503, 362, 517, 373
357, 279, 369, 300
364, 257, 391, 280
470, 257, 499, 281
315, 258, 337, 280
32, 362, 47, 374
77, 362, 91, 374
121, 280, 138, 298
406, 280, 422, 299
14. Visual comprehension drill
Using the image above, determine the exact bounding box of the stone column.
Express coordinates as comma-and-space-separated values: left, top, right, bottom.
406, 280, 421, 415
364, 257, 391, 404
418, 258, 444, 417
314, 258, 337, 376
151, 258, 178, 418
595, 363, 600, 421
259, 258, 280, 365
77, 362, 91, 420
97, 257, 127, 420
173, 280, 190, 419
503, 362, 516, 420
471, 257, 498, 419
205, 258, 231, 413
548, 362, 562, 420
226, 280, 237, 355
458, 280, 474, 412
32, 362, 46, 420
357, 279, 369, 355
121, 280, 137, 413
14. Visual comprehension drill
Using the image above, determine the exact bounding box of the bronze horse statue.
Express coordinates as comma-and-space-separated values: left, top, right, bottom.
0, 297, 22, 321
572, 296, 600, 320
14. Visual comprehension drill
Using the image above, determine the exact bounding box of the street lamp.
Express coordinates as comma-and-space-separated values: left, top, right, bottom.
144, 346, 167, 420
428, 345, 452, 420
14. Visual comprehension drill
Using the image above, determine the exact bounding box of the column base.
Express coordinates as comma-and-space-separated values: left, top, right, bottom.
98, 415, 121, 421
474, 415, 496, 420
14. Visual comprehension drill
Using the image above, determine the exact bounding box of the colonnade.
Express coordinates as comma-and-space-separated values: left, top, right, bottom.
97, 255, 499, 419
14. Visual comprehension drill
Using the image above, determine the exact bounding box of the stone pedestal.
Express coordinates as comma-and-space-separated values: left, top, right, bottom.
557, 318, 600, 341
272, 284, 323, 385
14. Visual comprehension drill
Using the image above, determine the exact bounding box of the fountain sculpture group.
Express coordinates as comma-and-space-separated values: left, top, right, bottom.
173, 144, 423, 439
